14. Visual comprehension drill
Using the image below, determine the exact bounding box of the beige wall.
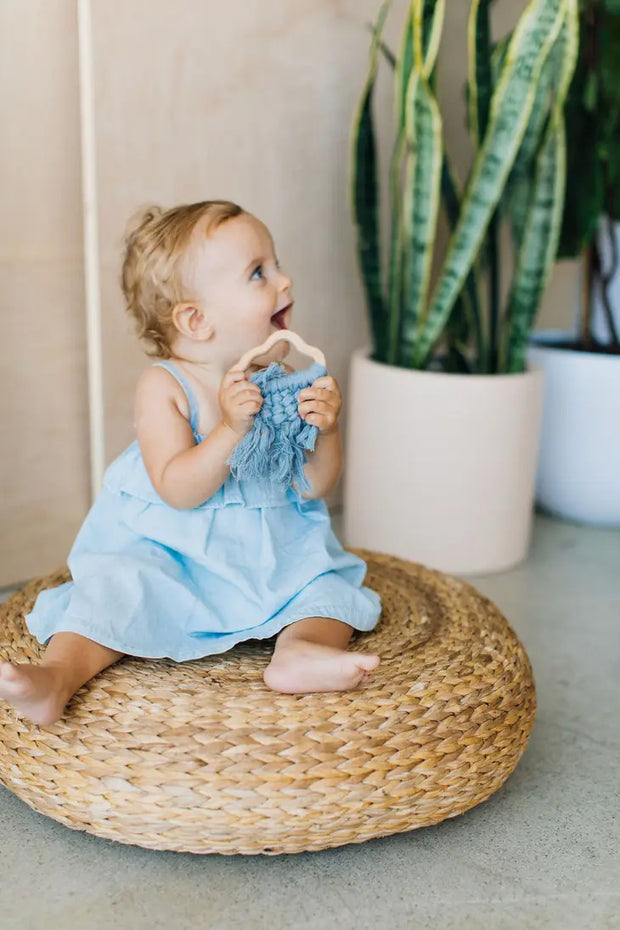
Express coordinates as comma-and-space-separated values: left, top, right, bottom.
0, 1, 90, 587
0, 0, 579, 586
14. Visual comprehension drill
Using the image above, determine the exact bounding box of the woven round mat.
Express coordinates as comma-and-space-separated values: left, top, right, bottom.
0, 549, 535, 855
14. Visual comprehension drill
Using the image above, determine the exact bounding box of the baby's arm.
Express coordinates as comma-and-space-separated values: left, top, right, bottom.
296, 375, 344, 499
134, 366, 254, 509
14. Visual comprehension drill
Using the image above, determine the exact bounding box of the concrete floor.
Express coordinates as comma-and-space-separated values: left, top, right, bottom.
1, 513, 619, 930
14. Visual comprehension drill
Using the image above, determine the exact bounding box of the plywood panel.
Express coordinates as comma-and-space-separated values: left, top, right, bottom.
0, 1, 88, 586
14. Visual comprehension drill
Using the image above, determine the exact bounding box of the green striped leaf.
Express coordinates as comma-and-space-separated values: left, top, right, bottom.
351, 1, 391, 361
387, 131, 407, 364
469, 0, 501, 370
441, 157, 486, 370
399, 72, 443, 368
389, 0, 445, 365
468, 0, 494, 146
490, 34, 510, 85
504, 174, 534, 251
504, 0, 579, 371
513, 27, 560, 178
396, 2, 444, 130
503, 114, 566, 372
412, 0, 566, 369
396, 6, 414, 126
550, 0, 578, 108
390, 4, 413, 363
502, 15, 568, 251
419, 0, 445, 77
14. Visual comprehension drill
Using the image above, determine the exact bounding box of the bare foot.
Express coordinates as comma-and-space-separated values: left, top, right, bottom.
0, 661, 69, 725
263, 641, 380, 694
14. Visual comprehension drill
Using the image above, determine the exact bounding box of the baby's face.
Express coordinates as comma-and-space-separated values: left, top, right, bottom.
186, 213, 294, 367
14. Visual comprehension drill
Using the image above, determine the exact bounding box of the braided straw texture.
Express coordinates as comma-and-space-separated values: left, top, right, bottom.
0, 550, 535, 855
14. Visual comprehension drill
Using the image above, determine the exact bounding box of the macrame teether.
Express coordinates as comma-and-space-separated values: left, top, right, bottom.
226, 330, 328, 492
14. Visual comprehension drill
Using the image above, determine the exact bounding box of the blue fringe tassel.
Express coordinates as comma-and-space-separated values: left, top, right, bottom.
227, 361, 327, 492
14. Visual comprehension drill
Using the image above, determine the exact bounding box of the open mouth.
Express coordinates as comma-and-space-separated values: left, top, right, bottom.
271, 304, 292, 330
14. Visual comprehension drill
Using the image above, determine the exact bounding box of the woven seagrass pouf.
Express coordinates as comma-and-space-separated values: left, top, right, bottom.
0, 549, 535, 855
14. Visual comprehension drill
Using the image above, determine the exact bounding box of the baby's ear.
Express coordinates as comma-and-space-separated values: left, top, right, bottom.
171, 302, 214, 341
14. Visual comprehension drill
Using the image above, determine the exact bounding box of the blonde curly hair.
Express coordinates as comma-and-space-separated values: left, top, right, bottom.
121, 200, 244, 358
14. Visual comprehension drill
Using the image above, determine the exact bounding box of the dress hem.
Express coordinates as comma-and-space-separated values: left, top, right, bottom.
26, 601, 381, 664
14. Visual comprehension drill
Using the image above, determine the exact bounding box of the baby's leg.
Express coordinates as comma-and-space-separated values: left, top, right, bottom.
0, 632, 123, 726
263, 617, 380, 694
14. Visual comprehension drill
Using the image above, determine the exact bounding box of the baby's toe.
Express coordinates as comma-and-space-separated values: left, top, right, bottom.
0, 661, 21, 684
356, 654, 380, 673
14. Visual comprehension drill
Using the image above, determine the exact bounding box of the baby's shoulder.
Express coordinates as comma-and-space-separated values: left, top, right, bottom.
134, 363, 190, 420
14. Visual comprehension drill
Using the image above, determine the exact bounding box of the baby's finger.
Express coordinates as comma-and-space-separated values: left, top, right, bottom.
239, 399, 262, 413
309, 376, 338, 391
300, 388, 338, 403
299, 383, 339, 401
303, 412, 336, 430
299, 391, 341, 409
231, 391, 263, 404
298, 399, 333, 416
221, 369, 248, 389
229, 381, 262, 398
234, 396, 263, 413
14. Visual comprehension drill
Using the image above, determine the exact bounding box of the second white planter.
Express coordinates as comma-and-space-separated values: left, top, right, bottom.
528, 330, 620, 526
343, 348, 544, 575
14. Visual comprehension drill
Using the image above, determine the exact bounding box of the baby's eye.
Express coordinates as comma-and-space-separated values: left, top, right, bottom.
250, 264, 264, 281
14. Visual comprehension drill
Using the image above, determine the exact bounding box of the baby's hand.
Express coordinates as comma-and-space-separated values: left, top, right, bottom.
219, 367, 263, 438
297, 376, 342, 434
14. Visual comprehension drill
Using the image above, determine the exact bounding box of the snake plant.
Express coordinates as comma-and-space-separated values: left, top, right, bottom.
351, 0, 579, 373
558, 0, 620, 351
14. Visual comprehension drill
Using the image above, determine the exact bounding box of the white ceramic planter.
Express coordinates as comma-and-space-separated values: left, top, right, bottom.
528, 330, 620, 526
343, 348, 544, 575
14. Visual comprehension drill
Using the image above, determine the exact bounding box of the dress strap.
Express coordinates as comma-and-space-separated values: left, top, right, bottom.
153, 361, 202, 437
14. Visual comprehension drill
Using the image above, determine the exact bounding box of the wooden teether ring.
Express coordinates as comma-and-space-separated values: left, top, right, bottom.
234, 330, 326, 373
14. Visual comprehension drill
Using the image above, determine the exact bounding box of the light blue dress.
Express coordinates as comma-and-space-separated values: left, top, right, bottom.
26, 361, 382, 661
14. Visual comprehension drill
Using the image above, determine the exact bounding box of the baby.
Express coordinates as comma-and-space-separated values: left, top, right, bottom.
0, 200, 382, 726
